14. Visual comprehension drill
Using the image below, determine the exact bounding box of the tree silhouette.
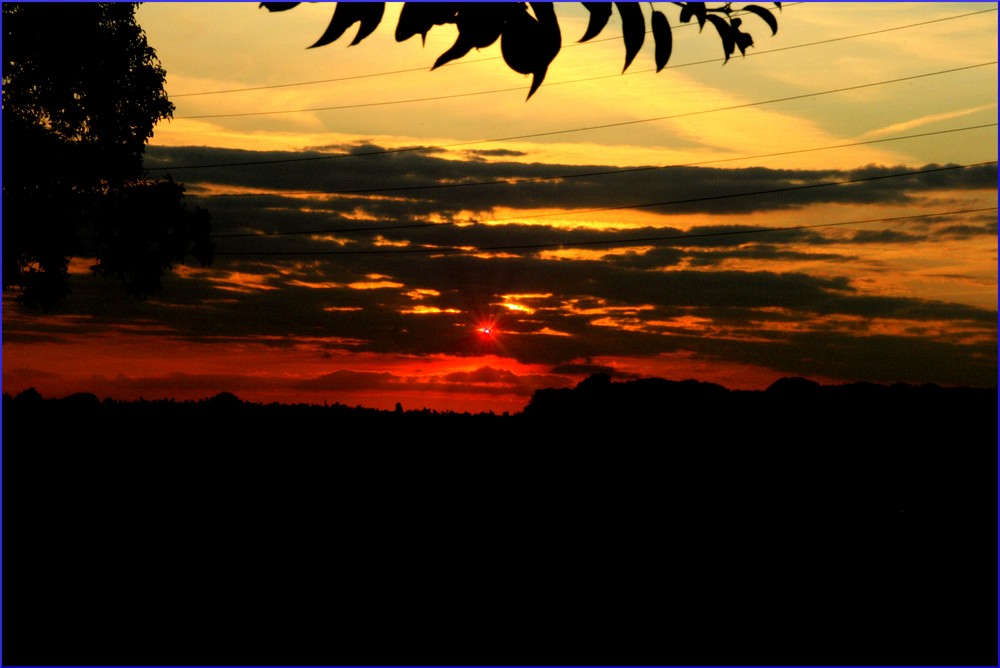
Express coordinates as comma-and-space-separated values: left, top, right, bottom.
2, 3, 213, 308
261, 1, 781, 98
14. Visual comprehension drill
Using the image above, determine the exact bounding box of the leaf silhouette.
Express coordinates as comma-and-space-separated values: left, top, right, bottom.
730, 17, 753, 55
527, 68, 549, 98
309, 2, 385, 49
679, 2, 707, 30
579, 2, 612, 42
704, 14, 734, 62
259, 3, 300, 12
395, 2, 458, 44
735, 29, 754, 55
500, 4, 542, 75
614, 2, 644, 73
651, 10, 672, 72
432, 34, 476, 69
742, 4, 777, 35
501, 2, 561, 99
465, 3, 518, 47
433, 3, 518, 68
348, 3, 385, 46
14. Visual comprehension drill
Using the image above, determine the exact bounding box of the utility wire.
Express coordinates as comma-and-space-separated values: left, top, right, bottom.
177, 54, 997, 119
148, 61, 998, 171
201, 123, 998, 204
170, 2, 802, 97
212, 206, 998, 256
211, 161, 998, 243
483, 161, 999, 224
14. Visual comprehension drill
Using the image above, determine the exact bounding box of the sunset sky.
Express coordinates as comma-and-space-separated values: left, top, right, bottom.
2, 1, 997, 413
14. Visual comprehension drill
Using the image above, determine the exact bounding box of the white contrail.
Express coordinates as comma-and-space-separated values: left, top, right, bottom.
860, 104, 997, 138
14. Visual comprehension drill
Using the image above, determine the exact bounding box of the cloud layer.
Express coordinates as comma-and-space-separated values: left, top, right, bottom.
4, 143, 996, 409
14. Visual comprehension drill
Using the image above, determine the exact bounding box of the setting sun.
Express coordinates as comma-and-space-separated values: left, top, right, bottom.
477, 318, 499, 337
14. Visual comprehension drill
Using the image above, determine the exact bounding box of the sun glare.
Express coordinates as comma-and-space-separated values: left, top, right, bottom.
475, 315, 500, 339
468, 315, 504, 354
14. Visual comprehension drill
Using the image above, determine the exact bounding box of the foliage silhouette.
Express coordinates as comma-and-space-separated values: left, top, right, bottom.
2, 3, 213, 308
260, 1, 782, 98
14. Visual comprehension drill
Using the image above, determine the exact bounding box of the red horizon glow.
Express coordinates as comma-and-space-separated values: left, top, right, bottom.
1, 322, 805, 414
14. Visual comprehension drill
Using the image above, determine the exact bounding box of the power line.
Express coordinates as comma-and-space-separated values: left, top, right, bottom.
177, 46, 998, 119
211, 161, 998, 243
169, 2, 804, 97
484, 161, 999, 224
212, 206, 998, 256
201, 123, 998, 204
702, 6, 997, 61
148, 61, 998, 171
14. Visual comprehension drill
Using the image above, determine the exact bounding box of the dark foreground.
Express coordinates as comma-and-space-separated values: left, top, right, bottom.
3, 375, 997, 665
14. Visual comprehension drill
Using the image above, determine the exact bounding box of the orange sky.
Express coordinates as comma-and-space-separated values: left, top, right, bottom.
3, 2, 997, 412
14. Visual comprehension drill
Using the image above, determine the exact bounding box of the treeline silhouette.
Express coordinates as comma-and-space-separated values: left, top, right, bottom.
3, 375, 997, 665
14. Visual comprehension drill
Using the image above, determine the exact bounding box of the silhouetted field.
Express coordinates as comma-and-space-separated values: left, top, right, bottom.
3, 375, 997, 665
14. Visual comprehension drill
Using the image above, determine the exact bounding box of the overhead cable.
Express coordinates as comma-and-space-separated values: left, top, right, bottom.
149, 61, 998, 170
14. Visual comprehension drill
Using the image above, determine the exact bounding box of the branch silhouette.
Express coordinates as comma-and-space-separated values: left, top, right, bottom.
261, 1, 782, 98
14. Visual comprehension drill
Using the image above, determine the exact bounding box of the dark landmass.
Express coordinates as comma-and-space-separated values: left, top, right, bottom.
3, 375, 997, 665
